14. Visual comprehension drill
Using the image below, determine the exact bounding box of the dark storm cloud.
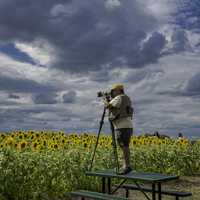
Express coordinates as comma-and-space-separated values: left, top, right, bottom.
33, 93, 58, 104
171, 29, 191, 52
124, 68, 164, 84
0, 107, 48, 118
8, 93, 20, 99
125, 32, 167, 67
63, 90, 76, 103
0, 108, 37, 124
0, 74, 58, 93
125, 70, 147, 84
0, 100, 20, 106
156, 72, 200, 98
0, 0, 166, 73
0, 105, 74, 131
89, 70, 111, 82
184, 72, 200, 97
18, 106, 73, 116
0, 0, 67, 41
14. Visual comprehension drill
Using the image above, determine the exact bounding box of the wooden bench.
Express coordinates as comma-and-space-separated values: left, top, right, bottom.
71, 190, 131, 200
114, 184, 192, 200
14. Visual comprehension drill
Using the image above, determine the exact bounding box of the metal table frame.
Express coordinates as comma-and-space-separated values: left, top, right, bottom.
85, 169, 179, 200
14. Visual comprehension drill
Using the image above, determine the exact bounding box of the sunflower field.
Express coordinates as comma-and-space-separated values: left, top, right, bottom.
0, 130, 200, 200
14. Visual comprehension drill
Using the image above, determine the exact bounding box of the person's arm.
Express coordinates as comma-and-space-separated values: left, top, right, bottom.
103, 97, 113, 109
107, 95, 122, 109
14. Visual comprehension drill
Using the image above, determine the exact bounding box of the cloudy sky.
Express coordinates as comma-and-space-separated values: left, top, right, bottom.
0, 0, 200, 138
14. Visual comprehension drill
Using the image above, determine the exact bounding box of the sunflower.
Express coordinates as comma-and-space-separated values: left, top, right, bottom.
49, 142, 59, 150
5, 137, 15, 147
61, 138, 66, 144
24, 133, 28, 139
132, 139, 137, 145
17, 140, 28, 150
29, 130, 35, 134
30, 134, 35, 140
0, 143, 4, 149
0, 134, 6, 141
54, 144, 58, 149
14, 143, 18, 148
42, 139, 47, 146
31, 141, 40, 151
36, 133, 40, 138
177, 137, 189, 146
18, 133, 24, 140
37, 143, 43, 151
162, 139, 167, 145
83, 142, 88, 148
59, 131, 65, 136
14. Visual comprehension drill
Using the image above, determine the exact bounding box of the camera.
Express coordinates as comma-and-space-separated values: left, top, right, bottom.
97, 91, 110, 98
97, 91, 112, 101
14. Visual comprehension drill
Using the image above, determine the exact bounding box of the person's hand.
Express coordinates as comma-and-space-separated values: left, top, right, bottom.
103, 98, 109, 108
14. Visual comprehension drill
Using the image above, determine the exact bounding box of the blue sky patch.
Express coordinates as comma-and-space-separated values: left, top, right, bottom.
0, 43, 36, 65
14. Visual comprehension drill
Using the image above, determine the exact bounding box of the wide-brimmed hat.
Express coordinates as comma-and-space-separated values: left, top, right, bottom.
110, 83, 124, 91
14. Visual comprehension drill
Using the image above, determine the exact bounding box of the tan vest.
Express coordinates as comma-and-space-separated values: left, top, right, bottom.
109, 94, 133, 121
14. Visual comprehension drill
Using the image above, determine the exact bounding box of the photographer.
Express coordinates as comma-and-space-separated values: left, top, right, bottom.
104, 84, 133, 174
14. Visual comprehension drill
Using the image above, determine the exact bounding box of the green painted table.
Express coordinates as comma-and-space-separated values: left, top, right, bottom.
85, 169, 179, 200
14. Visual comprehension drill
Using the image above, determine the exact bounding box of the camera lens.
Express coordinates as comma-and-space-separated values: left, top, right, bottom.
97, 91, 103, 97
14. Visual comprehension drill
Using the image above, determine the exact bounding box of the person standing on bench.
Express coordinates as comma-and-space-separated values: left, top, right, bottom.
104, 83, 134, 175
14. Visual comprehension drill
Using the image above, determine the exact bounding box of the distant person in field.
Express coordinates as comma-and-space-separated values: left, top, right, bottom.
153, 131, 170, 139
178, 132, 183, 138
177, 132, 184, 141
104, 84, 134, 174
154, 131, 160, 138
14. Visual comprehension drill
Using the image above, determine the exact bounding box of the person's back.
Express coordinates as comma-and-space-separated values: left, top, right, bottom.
109, 93, 133, 130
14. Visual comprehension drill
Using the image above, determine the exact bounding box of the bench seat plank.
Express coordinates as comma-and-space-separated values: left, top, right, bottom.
71, 190, 130, 200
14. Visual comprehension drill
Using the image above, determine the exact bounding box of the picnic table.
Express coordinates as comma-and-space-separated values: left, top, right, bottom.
85, 169, 179, 200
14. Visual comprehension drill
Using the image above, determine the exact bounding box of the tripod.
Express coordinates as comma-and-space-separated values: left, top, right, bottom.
89, 107, 120, 173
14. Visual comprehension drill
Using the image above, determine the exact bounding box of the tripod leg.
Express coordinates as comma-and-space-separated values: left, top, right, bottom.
110, 121, 119, 173
89, 107, 106, 171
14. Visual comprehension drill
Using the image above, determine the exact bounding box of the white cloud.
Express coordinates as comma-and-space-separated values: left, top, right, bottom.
138, 0, 176, 21
0, 52, 49, 82
50, 3, 79, 17
105, 0, 121, 10
15, 40, 54, 66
